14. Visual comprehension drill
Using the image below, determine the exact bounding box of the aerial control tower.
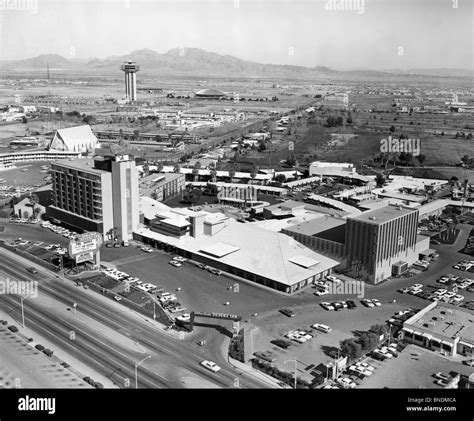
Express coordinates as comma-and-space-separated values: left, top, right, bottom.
120, 61, 140, 102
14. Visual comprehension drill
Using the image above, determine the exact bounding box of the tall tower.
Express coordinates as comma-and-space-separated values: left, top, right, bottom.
120, 61, 140, 102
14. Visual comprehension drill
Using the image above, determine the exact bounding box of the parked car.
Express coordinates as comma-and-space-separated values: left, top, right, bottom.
320, 302, 335, 311
279, 308, 296, 317
7, 325, 18, 332
270, 339, 292, 349
346, 300, 357, 309
169, 260, 182, 268
35, 344, 45, 351
312, 323, 332, 333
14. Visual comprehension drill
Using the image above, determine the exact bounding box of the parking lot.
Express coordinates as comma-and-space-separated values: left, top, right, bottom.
360, 344, 474, 389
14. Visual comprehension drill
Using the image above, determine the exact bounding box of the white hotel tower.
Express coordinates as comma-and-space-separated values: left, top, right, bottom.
120, 61, 140, 102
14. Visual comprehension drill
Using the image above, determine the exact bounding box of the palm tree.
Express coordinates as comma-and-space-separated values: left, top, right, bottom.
28, 193, 40, 219
192, 168, 199, 181
155, 161, 164, 173
228, 167, 236, 182
173, 164, 180, 173
210, 168, 217, 183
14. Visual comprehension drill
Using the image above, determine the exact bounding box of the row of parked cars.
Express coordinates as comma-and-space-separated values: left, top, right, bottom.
103, 268, 187, 313
399, 279, 469, 305
11, 217, 39, 224
453, 260, 474, 272
41, 221, 78, 240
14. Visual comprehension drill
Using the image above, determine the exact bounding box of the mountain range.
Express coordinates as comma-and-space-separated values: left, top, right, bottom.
0, 48, 472, 79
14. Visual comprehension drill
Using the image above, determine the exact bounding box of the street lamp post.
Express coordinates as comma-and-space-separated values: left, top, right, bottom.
73, 302, 77, 318
284, 358, 298, 389
153, 301, 156, 320
135, 355, 151, 389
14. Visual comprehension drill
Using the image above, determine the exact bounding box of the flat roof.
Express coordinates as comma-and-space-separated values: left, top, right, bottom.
285, 215, 346, 236
349, 205, 418, 224
406, 302, 473, 343
51, 158, 109, 176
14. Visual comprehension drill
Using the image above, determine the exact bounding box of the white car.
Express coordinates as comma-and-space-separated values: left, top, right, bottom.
173, 256, 187, 263
412, 284, 423, 290
434, 289, 447, 296
200, 360, 221, 372
371, 299, 381, 307
141, 246, 153, 253
321, 302, 335, 311
169, 260, 182, 267
313, 280, 327, 288
176, 313, 191, 322
312, 323, 332, 333
326, 275, 342, 283
314, 289, 329, 296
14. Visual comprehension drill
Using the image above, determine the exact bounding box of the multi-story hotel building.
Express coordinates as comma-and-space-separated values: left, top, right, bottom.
48, 154, 139, 241
344, 205, 429, 284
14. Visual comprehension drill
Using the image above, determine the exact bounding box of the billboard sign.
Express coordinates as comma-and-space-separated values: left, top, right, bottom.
68, 232, 103, 257
75, 252, 94, 264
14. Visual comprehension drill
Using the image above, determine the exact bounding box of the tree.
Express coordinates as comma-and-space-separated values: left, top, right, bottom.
357, 332, 379, 352
194, 161, 202, 170
285, 154, 296, 167
180, 154, 188, 163
192, 168, 200, 181
155, 161, 164, 173
417, 154, 426, 165
461, 155, 470, 167
346, 115, 353, 125
274, 174, 286, 183
340, 339, 362, 361
28, 194, 40, 218
389, 125, 395, 133
173, 164, 180, 173
183, 187, 202, 204
228, 167, 236, 181
210, 168, 217, 183
369, 324, 388, 337
142, 161, 150, 176
375, 174, 385, 187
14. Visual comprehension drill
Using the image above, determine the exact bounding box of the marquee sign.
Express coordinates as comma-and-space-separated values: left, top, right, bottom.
68, 232, 103, 257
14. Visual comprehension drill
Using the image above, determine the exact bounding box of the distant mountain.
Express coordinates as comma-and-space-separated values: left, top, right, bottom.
384, 68, 473, 78
0, 53, 75, 70
0, 48, 471, 79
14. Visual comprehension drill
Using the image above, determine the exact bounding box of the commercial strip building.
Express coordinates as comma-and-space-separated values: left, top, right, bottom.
134, 200, 340, 294
0, 150, 81, 164
400, 301, 473, 358
47, 154, 139, 242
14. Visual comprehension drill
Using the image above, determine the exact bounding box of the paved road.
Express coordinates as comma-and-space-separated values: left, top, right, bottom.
0, 250, 273, 389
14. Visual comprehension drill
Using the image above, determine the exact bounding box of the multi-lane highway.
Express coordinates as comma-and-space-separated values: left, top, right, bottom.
0, 250, 273, 389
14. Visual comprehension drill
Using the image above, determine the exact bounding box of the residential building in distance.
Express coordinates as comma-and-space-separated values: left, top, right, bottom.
48, 153, 139, 242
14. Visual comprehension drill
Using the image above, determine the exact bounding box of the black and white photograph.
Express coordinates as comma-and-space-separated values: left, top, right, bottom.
0, 0, 472, 419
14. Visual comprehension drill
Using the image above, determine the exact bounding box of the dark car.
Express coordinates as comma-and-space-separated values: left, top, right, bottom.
7, 325, 19, 333
271, 339, 292, 349
43, 349, 54, 357
35, 344, 45, 351
254, 351, 277, 363
26, 267, 38, 274
332, 302, 343, 311
346, 300, 357, 309
279, 308, 296, 318
105, 242, 113, 248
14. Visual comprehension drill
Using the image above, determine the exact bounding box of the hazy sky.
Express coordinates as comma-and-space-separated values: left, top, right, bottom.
1, 0, 473, 69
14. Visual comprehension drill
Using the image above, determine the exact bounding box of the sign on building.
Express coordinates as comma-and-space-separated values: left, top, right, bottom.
68, 232, 103, 268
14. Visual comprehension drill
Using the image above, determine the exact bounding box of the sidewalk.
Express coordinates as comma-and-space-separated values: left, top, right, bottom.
227, 356, 285, 389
